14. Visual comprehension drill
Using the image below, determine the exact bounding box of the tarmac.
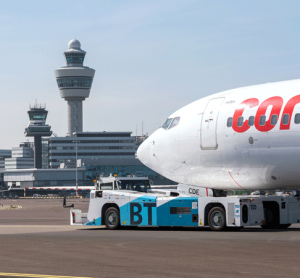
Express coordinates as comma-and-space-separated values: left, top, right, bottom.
0, 199, 300, 278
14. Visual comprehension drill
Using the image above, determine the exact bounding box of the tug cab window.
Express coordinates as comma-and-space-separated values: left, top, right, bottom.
114, 181, 118, 190
162, 118, 173, 129
117, 180, 151, 193
100, 182, 113, 190
169, 117, 180, 129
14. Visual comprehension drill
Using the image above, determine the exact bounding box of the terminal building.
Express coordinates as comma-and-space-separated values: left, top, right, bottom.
0, 150, 11, 169
2, 167, 85, 189
4, 142, 34, 170
47, 132, 136, 168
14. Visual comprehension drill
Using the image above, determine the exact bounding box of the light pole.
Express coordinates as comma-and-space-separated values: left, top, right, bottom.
73, 133, 79, 197
75, 138, 78, 197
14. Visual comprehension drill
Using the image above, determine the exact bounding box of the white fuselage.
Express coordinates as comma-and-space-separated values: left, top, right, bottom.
137, 79, 300, 191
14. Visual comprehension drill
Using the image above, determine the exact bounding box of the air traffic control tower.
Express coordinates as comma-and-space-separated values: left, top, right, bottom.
25, 103, 52, 168
54, 39, 95, 136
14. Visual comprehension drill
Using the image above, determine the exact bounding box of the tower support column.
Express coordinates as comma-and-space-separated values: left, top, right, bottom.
34, 135, 42, 169
67, 98, 83, 136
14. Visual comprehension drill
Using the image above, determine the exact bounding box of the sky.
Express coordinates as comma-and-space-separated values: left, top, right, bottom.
1, 0, 300, 149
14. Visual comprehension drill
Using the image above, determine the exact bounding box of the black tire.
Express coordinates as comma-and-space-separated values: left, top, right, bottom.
261, 207, 279, 229
278, 224, 291, 229
105, 207, 120, 230
208, 207, 226, 231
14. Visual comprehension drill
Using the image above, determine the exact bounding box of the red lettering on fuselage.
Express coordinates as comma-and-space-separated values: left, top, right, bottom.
232, 98, 259, 133
232, 95, 300, 133
279, 95, 300, 130
255, 96, 283, 132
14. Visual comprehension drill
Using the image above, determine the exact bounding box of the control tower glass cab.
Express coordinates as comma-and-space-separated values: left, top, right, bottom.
54, 39, 96, 136
63, 39, 86, 66
25, 103, 52, 169
26, 108, 51, 133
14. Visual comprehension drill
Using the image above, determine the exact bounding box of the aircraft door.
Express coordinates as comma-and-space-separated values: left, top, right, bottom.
200, 98, 225, 150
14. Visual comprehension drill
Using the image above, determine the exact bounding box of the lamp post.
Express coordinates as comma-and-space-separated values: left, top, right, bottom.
73, 133, 79, 197
76, 138, 78, 197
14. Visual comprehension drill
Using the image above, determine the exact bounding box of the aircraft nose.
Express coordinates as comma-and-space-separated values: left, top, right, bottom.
137, 139, 151, 168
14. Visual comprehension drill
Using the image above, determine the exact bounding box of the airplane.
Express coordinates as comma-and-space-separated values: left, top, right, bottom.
137, 79, 300, 195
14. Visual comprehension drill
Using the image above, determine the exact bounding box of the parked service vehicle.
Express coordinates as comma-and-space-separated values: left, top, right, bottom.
65, 176, 300, 231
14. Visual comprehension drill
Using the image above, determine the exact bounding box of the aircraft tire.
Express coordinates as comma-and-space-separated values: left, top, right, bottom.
105, 207, 120, 230
208, 207, 226, 231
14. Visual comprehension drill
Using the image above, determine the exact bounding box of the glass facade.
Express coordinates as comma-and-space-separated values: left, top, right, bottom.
51, 152, 135, 157
5, 158, 34, 169
50, 139, 134, 144
56, 77, 93, 88
11, 146, 33, 158
0, 173, 3, 188
76, 133, 131, 138
48, 134, 137, 168
51, 146, 133, 150
42, 139, 49, 169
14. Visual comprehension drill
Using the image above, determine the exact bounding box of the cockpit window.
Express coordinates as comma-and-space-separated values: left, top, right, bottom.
168, 117, 180, 129
162, 118, 173, 129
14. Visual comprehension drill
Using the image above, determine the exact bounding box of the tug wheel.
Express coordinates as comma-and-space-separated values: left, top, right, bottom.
208, 207, 226, 231
105, 207, 120, 230
278, 224, 291, 229
261, 207, 279, 229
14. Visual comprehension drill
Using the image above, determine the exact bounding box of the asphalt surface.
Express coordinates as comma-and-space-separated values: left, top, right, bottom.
0, 199, 300, 278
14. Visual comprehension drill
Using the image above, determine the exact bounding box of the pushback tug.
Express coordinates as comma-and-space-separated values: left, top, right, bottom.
65, 175, 300, 231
